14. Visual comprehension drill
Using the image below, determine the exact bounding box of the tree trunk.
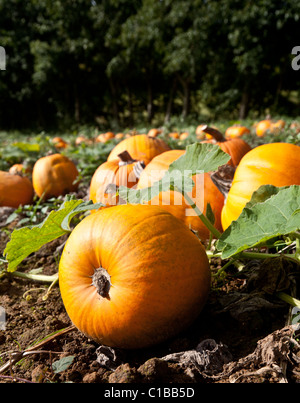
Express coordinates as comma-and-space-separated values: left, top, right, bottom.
126, 86, 134, 127
239, 82, 250, 119
182, 81, 190, 118
164, 77, 177, 123
74, 83, 80, 123
178, 74, 191, 118
109, 78, 120, 125
147, 80, 154, 124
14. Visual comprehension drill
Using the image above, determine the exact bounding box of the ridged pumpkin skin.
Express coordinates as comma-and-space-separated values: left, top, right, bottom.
137, 150, 224, 240
221, 142, 300, 230
0, 171, 34, 208
210, 137, 251, 166
59, 204, 211, 349
89, 152, 144, 207
32, 153, 79, 200
200, 126, 251, 166
107, 134, 170, 166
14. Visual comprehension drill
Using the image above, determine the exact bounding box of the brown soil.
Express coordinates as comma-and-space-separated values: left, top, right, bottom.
1, 208, 300, 384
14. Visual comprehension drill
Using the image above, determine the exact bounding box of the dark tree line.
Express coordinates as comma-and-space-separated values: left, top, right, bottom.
0, 0, 300, 130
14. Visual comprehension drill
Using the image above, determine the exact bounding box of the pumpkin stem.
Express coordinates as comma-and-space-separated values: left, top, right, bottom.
210, 165, 235, 201
199, 125, 226, 142
92, 268, 111, 299
118, 151, 136, 165
117, 151, 145, 177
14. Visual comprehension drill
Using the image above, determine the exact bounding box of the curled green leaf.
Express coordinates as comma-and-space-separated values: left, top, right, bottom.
217, 185, 300, 259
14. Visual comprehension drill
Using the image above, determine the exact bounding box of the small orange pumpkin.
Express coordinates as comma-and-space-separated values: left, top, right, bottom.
107, 134, 170, 166
32, 153, 79, 200
147, 128, 162, 137
290, 121, 300, 133
200, 125, 252, 166
75, 135, 93, 146
168, 132, 180, 139
270, 119, 285, 133
225, 125, 250, 139
9, 163, 32, 176
179, 132, 189, 140
59, 204, 211, 349
115, 133, 125, 140
89, 151, 145, 207
52, 137, 68, 149
95, 132, 115, 143
0, 171, 34, 208
255, 120, 272, 137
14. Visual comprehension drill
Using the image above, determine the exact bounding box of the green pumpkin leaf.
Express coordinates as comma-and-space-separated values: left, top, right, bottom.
169, 142, 231, 175
119, 142, 230, 204
216, 185, 300, 259
52, 355, 75, 374
3, 198, 104, 272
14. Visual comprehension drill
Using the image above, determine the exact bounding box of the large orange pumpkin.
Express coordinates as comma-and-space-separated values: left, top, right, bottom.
32, 153, 79, 200
59, 204, 211, 349
107, 134, 170, 166
89, 151, 145, 207
0, 171, 34, 208
199, 125, 251, 166
137, 150, 224, 240
221, 142, 300, 230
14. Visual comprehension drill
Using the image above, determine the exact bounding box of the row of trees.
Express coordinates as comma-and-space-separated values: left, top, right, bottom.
1, 0, 300, 130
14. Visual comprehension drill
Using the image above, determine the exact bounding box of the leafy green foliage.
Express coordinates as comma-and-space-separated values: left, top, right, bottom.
119, 143, 230, 203
4, 198, 103, 272
1, 0, 300, 129
217, 185, 300, 259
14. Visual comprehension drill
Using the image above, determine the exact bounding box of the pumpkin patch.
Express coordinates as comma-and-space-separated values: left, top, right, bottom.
1, 118, 300, 384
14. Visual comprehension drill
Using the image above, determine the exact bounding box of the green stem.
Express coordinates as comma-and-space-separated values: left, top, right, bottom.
206, 250, 221, 259
8, 271, 58, 283
180, 190, 222, 239
206, 250, 299, 264
295, 238, 300, 261
276, 292, 300, 308
239, 251, 300, 264
214, 259, 234, 277
291, 232, 300, 240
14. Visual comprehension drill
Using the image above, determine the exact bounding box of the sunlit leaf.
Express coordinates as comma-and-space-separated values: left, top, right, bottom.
4, 198, 103, 272
217, 185, 300, 259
